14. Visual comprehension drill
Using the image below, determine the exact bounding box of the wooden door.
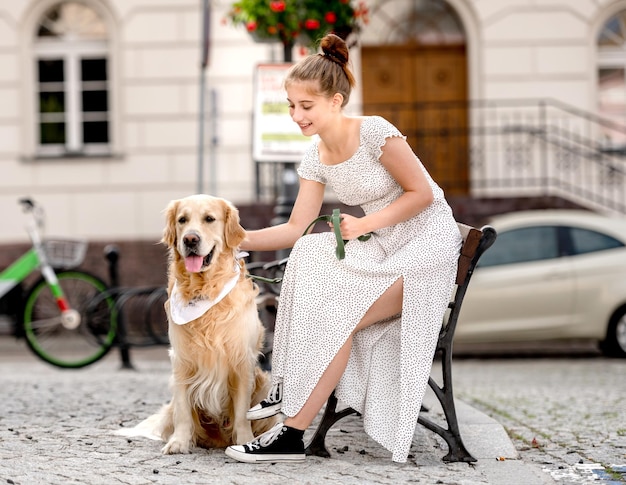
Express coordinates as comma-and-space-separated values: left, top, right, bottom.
362, 45, 469, 195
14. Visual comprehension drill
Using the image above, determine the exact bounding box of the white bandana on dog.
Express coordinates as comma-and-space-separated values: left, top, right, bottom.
169, 263, 241, 325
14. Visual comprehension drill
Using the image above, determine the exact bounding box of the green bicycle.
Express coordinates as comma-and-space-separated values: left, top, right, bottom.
0, 198, 117, 368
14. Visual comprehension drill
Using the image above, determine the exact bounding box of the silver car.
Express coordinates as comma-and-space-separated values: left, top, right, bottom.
456, 209, 626, 357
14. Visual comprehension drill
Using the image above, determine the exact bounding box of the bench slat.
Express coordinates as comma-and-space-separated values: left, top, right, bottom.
456, 224, 482, 285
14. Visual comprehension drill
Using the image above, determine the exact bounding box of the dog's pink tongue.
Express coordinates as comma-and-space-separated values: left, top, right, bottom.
185, 255, 203, 273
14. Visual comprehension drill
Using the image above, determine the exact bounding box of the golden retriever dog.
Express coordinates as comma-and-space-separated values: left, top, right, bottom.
120, 194, 276, 454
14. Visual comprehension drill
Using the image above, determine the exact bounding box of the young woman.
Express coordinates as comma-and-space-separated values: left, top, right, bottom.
226, 33, 462, 464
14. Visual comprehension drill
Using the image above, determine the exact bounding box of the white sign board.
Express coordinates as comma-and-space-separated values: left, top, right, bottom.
253, 63, 312, 162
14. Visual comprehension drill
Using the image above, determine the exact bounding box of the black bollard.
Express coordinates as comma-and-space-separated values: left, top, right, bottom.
104, 244, 120, 287
103, 244, 134, 370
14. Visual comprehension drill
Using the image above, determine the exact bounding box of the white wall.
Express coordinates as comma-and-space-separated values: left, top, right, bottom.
0, 0, 288, 244
478, 0, 599, 108
0, 0, 621, 244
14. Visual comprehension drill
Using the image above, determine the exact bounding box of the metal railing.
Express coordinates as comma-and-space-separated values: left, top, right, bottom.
371, 98, 626, 215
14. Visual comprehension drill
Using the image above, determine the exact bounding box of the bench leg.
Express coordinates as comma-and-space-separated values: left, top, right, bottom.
418, 405, 476, 462
304, 350, 476, 462
305, 391, 358, 457
420, 345, 477, 463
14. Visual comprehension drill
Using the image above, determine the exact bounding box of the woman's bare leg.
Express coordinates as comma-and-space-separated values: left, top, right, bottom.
284, 278, 404, 430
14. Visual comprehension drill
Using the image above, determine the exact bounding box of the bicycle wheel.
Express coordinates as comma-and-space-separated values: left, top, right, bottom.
22, 270, 117, 368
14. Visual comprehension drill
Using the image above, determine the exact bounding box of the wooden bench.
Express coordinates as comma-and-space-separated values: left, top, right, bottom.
249, 222, 497, 463
303, 223, 497, 463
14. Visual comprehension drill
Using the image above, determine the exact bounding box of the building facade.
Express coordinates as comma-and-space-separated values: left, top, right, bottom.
0, 0, 625, 246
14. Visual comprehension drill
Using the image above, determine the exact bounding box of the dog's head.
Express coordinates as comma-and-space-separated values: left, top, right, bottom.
162, 195, 246, 274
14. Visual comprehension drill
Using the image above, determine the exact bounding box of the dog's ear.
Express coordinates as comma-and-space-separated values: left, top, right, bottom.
162, 199, 179, 248
222, 199, 246, 249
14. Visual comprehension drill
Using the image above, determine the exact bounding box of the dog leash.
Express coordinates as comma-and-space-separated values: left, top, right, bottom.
249, 209, 372, 284
302, 209, 371, 260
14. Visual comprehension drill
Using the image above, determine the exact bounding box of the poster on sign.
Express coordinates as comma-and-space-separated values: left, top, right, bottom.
253, 63, 311, 162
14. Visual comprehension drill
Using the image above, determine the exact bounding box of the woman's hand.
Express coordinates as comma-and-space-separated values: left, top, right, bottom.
241, 178, 325, 251
328, 213, 370, 240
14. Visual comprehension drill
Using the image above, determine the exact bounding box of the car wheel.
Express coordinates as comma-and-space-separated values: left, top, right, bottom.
601, 306, 626, 358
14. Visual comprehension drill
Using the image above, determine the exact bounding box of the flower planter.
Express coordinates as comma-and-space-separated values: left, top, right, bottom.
227, 0, 368, 55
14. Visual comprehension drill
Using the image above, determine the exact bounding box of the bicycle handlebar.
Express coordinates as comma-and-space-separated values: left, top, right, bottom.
18, 197, 45, 233
19, 197, 35, 212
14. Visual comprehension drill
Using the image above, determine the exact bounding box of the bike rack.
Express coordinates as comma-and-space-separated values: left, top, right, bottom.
102, 245, 169, 369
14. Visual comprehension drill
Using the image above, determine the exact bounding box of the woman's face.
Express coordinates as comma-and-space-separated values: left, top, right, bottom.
286, 81, 335, 136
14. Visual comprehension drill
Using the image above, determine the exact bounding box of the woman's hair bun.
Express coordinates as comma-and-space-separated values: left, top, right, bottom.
320, 33, 349, 65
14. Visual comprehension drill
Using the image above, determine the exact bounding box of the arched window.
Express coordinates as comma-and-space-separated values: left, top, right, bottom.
362, 0, 465, 46
597, 9, 626, 147
34, 2, 110, 157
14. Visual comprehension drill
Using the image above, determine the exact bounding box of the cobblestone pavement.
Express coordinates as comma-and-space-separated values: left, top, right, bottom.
451, 355, 626, 485
1, 337, 625, 485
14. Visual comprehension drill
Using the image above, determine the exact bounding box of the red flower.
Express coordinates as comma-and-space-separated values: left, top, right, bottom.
324, 11, 337, 24
267, 25, 278, 34
246, 20, 257, 32
269, 1, 286, 12
304, 18, 321, 30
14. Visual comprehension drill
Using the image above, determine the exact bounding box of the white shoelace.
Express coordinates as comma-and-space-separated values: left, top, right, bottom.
267, 382, 282, 404
247, 423, 285, 451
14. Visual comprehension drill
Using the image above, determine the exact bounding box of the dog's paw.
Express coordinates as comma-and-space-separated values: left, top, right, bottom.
161, 438, 192, 455
233, 429, 254, 445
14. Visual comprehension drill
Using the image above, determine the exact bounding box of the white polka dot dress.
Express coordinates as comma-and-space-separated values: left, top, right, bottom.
271, 116, 462, 463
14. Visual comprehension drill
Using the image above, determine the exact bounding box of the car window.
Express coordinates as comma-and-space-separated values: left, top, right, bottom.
478, 226, 560, 267
569, 227, 624, 255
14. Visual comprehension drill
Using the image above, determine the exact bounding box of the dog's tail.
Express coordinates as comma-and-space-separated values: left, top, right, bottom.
112, 406, 169, 441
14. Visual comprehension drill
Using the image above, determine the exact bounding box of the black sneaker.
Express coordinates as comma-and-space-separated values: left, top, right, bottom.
246, 381, 282, 420
225, 422, 305, 463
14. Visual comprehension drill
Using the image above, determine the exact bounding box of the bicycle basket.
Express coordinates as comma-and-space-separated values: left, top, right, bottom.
43, 239, 88, 268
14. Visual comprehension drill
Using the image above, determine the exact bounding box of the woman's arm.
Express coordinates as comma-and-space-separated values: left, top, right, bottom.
336, 136, 434, 240
240, 178, 326, 252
